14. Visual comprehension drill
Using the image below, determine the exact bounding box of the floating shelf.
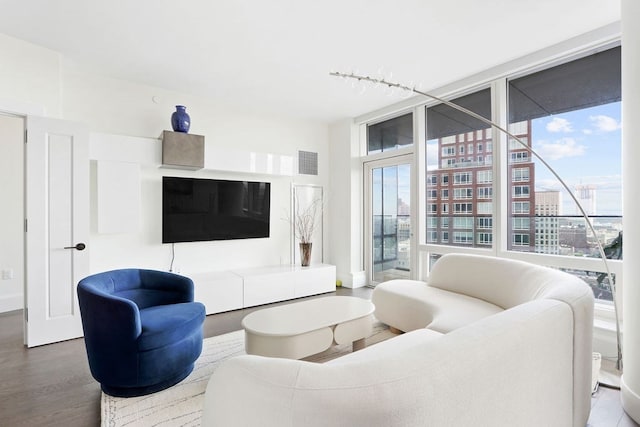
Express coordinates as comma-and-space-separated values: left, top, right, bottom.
90, 132, 293, 176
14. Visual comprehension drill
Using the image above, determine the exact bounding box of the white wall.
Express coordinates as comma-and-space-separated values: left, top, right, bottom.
0, 115, 25, 311
0, 33, 330, 312
328, 119, 365, 287
65, 63, 330, 276
0, 34, 60, 117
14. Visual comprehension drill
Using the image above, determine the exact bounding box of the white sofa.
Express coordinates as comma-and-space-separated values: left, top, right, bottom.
202, 253, 594, 427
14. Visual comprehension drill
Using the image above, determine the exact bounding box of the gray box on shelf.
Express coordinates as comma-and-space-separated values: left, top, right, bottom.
161, 130, 204, 170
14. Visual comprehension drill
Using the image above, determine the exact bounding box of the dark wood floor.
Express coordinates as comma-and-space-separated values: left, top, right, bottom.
0, 286, 636, 426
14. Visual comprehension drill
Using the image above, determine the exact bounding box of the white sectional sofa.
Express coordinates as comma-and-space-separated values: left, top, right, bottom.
202, 253, 594, 427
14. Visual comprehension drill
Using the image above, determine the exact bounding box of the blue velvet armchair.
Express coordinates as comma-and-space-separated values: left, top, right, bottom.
77, 269, 205, 397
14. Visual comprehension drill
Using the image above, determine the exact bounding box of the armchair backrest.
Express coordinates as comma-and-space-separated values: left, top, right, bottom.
80, 269, 194, 309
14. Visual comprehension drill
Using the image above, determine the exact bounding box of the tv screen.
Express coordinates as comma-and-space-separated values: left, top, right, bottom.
162, 176, 271, 243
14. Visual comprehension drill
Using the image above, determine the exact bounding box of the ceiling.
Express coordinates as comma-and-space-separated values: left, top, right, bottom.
0, 0, 621, 123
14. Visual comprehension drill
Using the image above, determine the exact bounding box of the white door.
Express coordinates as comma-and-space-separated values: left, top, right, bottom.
25, 116, 89, 347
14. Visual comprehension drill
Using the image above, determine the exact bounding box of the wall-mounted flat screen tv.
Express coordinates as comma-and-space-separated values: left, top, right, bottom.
162, 176, 271, 243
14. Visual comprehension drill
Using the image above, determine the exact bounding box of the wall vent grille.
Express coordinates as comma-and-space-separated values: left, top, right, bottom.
298, 150, 318, 175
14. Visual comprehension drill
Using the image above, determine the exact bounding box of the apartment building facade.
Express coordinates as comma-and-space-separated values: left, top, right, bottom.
426, 121, 535, 250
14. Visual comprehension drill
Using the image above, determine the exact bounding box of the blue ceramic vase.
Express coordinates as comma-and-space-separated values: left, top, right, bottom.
171, 105, 191, 133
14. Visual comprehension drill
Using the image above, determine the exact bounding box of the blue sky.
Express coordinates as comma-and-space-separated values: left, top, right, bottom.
531, 101, 622, 215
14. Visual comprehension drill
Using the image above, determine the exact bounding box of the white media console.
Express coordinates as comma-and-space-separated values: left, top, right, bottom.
188, 264, 336, 315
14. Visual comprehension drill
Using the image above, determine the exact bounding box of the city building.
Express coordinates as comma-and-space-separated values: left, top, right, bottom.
575, 184, 597, 216
426, 121, 535, 251
535, 191, 561, 254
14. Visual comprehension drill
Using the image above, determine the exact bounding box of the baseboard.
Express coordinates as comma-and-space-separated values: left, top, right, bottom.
341, 271, 366, 289
0, 293, 23, 313
621, 375, 640, 424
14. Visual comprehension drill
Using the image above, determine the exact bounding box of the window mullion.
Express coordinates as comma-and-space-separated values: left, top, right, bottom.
491, 78, 509, 257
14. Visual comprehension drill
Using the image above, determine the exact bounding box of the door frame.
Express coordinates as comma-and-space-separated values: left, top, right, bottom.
0, 113, 26, 315
0, 102, 44, 345
363, 153, 415, 286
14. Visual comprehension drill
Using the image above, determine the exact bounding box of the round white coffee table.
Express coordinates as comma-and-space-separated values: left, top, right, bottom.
241, 296, 375, 359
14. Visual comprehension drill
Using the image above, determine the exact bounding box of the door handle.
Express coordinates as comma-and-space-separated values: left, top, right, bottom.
64, 243, 86, 251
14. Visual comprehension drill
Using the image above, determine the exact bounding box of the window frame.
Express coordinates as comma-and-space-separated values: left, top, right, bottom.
477, 187, 492, 199
512, 185, 530, 198
512, 201, 530, 214
453, 172, 472, 185
477, 217, 493, 229
477, 232, 493, 245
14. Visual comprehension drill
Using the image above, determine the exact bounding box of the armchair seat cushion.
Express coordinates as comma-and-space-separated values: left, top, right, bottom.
138, 302, 206, 352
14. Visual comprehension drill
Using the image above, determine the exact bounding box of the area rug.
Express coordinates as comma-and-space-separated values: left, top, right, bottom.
101, 321, 393, 427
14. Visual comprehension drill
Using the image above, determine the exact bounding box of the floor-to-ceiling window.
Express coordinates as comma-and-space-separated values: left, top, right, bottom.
507, 46, 622, 304
364, 113, 414, 285
357, 40, 621, 312
424, 89, 494, 253
417, 45, 621, 306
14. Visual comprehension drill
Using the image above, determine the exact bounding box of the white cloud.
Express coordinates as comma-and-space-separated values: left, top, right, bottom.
535, 137, 585, 161
546, 117, 573, 133
589, 115, 621, 132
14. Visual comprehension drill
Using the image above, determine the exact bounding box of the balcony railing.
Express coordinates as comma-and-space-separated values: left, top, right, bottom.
423, 214, 622, 303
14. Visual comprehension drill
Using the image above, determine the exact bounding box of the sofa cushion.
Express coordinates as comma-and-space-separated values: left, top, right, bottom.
423, 286, 504, 333
372, 279, 503, 333
138, 302, 205, 351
